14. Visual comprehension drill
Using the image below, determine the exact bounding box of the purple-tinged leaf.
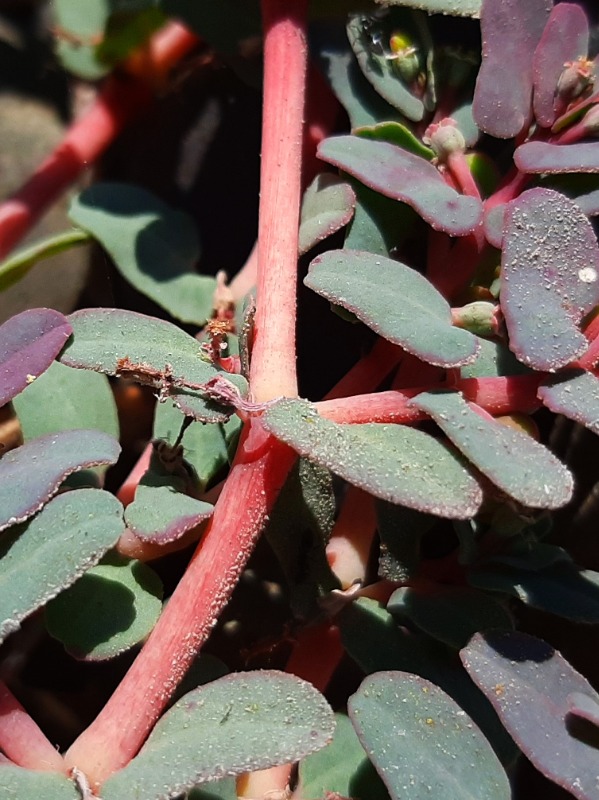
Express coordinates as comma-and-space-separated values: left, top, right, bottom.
306, 250, 479, 367
348, 672, 510, 800
574, 187, 599, 216
501, 188, 599, 371
532, 4, 589, 128
125, 482, 213, 544
462, 631, 599, 800
538, 370, 599, 436
299, 174, 356, 256
410, 390, 573, 508
388, 585, 513, 649
59, 308, 247, 422
346, 15, 424, 122
45, 553, 162, 660
263, 399, 483, 519
101, 672, 335, 800
568, 692, 599, 727
318, 135, 482, 236
473, 0, 552, 138
0, 489, 124, 644
0, 308, 72, 406
515, 142, 599, 174
483, 203, 505, 249
0, 430, 120, 533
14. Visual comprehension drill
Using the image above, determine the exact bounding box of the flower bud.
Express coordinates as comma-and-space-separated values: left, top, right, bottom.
423, 118, 466, 162
451, 301, 499, 337
556, 57, 595, 106
388, 31, 420, 83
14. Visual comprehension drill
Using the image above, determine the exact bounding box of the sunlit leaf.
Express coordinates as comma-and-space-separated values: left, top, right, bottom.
70, 183, 214, 326
411, 390, 573, 508
0, 490, 124, 643
462, 631, 599, 800
45, 552, 162, 660
538, 370, 599, 436
348, 671, 510, 800
0, 308, 72, 406
473, 0, 552, 138
0, 229, 89, 292
515, 142, 599, 175
500, 188, 599, 370
306, 250, 479, 367
101, 672, 335, 800
377, 0, 481, 16
318, 135, 482, 235
0, 430, 120, 533
263, 399, 482, 519
59, 308, 247, 422
0, 765, 79, 800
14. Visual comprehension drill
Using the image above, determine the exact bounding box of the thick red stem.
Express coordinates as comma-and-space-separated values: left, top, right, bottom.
251, 0, 308, 402
65, 422, 297, 789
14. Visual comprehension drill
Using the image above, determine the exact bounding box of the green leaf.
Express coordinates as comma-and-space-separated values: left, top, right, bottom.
299, 174, 356, 255
264, 458, 339, 620
538, 370, 599, 437
501, 189, 599, 371
469, 563, 599, 623
0, 308, 72, 407
70, 183, 215, 326
0, 489, 124, 644
0, 764, 79, 800
459, 337, 531, 380
307, 250, 479, 367
101, 671, 335, 800
153, 401, 240, 490
376, 502, 433, 581
13, 360, 118, 442
59, 308, 247, 422
348, 672, 510, 800
188, 779, 238, 800
263, 399, 482, 518
45, 552, 162, 660
410, 390, 573, 508
298, 712, 388, 800
388, 584, 513, 649
462, 631, 599, 800
0, 229, 89, 291
344, 179, 418, 257
355, 121, 434, 160
346, 14, 424, 122
54, 0, 111, 79
0, 430, 120, 533
318, 136, 483, 235
379, 0, 481, 16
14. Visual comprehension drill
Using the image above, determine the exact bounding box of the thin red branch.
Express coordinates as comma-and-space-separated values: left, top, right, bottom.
0, 681, 65, 772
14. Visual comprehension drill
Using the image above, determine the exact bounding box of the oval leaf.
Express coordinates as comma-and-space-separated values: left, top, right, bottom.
462, 631, 599, 800
532, 4, 589, 128
348, 671, 510, 800
0, 229, 89, 292
263, 399, 482, 519
69, 183, 215, 326
388, 584, 513, 649
501, 188, 599, 370
101, 671, 335, 800
59, 308, 247, 422
317, 136, 482, 236
381, 0, 480, 16
125, 482, 213, 544
0, 489, 124, 643
515, 142, 599, 175
0, 765, 79, 800
306, 250, 479, 367
0, 430, 120, 533
299, 174, 356, 255
473, 0, 551, 138
538, 370, 599, 436
410, 390, 573, 508
13, 360, 119, 442
45, 553, 163, 660
0, 308, 72, 406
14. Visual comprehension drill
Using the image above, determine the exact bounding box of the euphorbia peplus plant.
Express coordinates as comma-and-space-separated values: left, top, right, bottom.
2, 0, 599, 798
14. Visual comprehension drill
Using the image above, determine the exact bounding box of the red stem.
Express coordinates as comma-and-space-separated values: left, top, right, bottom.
250, 0, 308, 402
0, 22, 199, 260
0, 681, 65, 772
65, 422, 297, 789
